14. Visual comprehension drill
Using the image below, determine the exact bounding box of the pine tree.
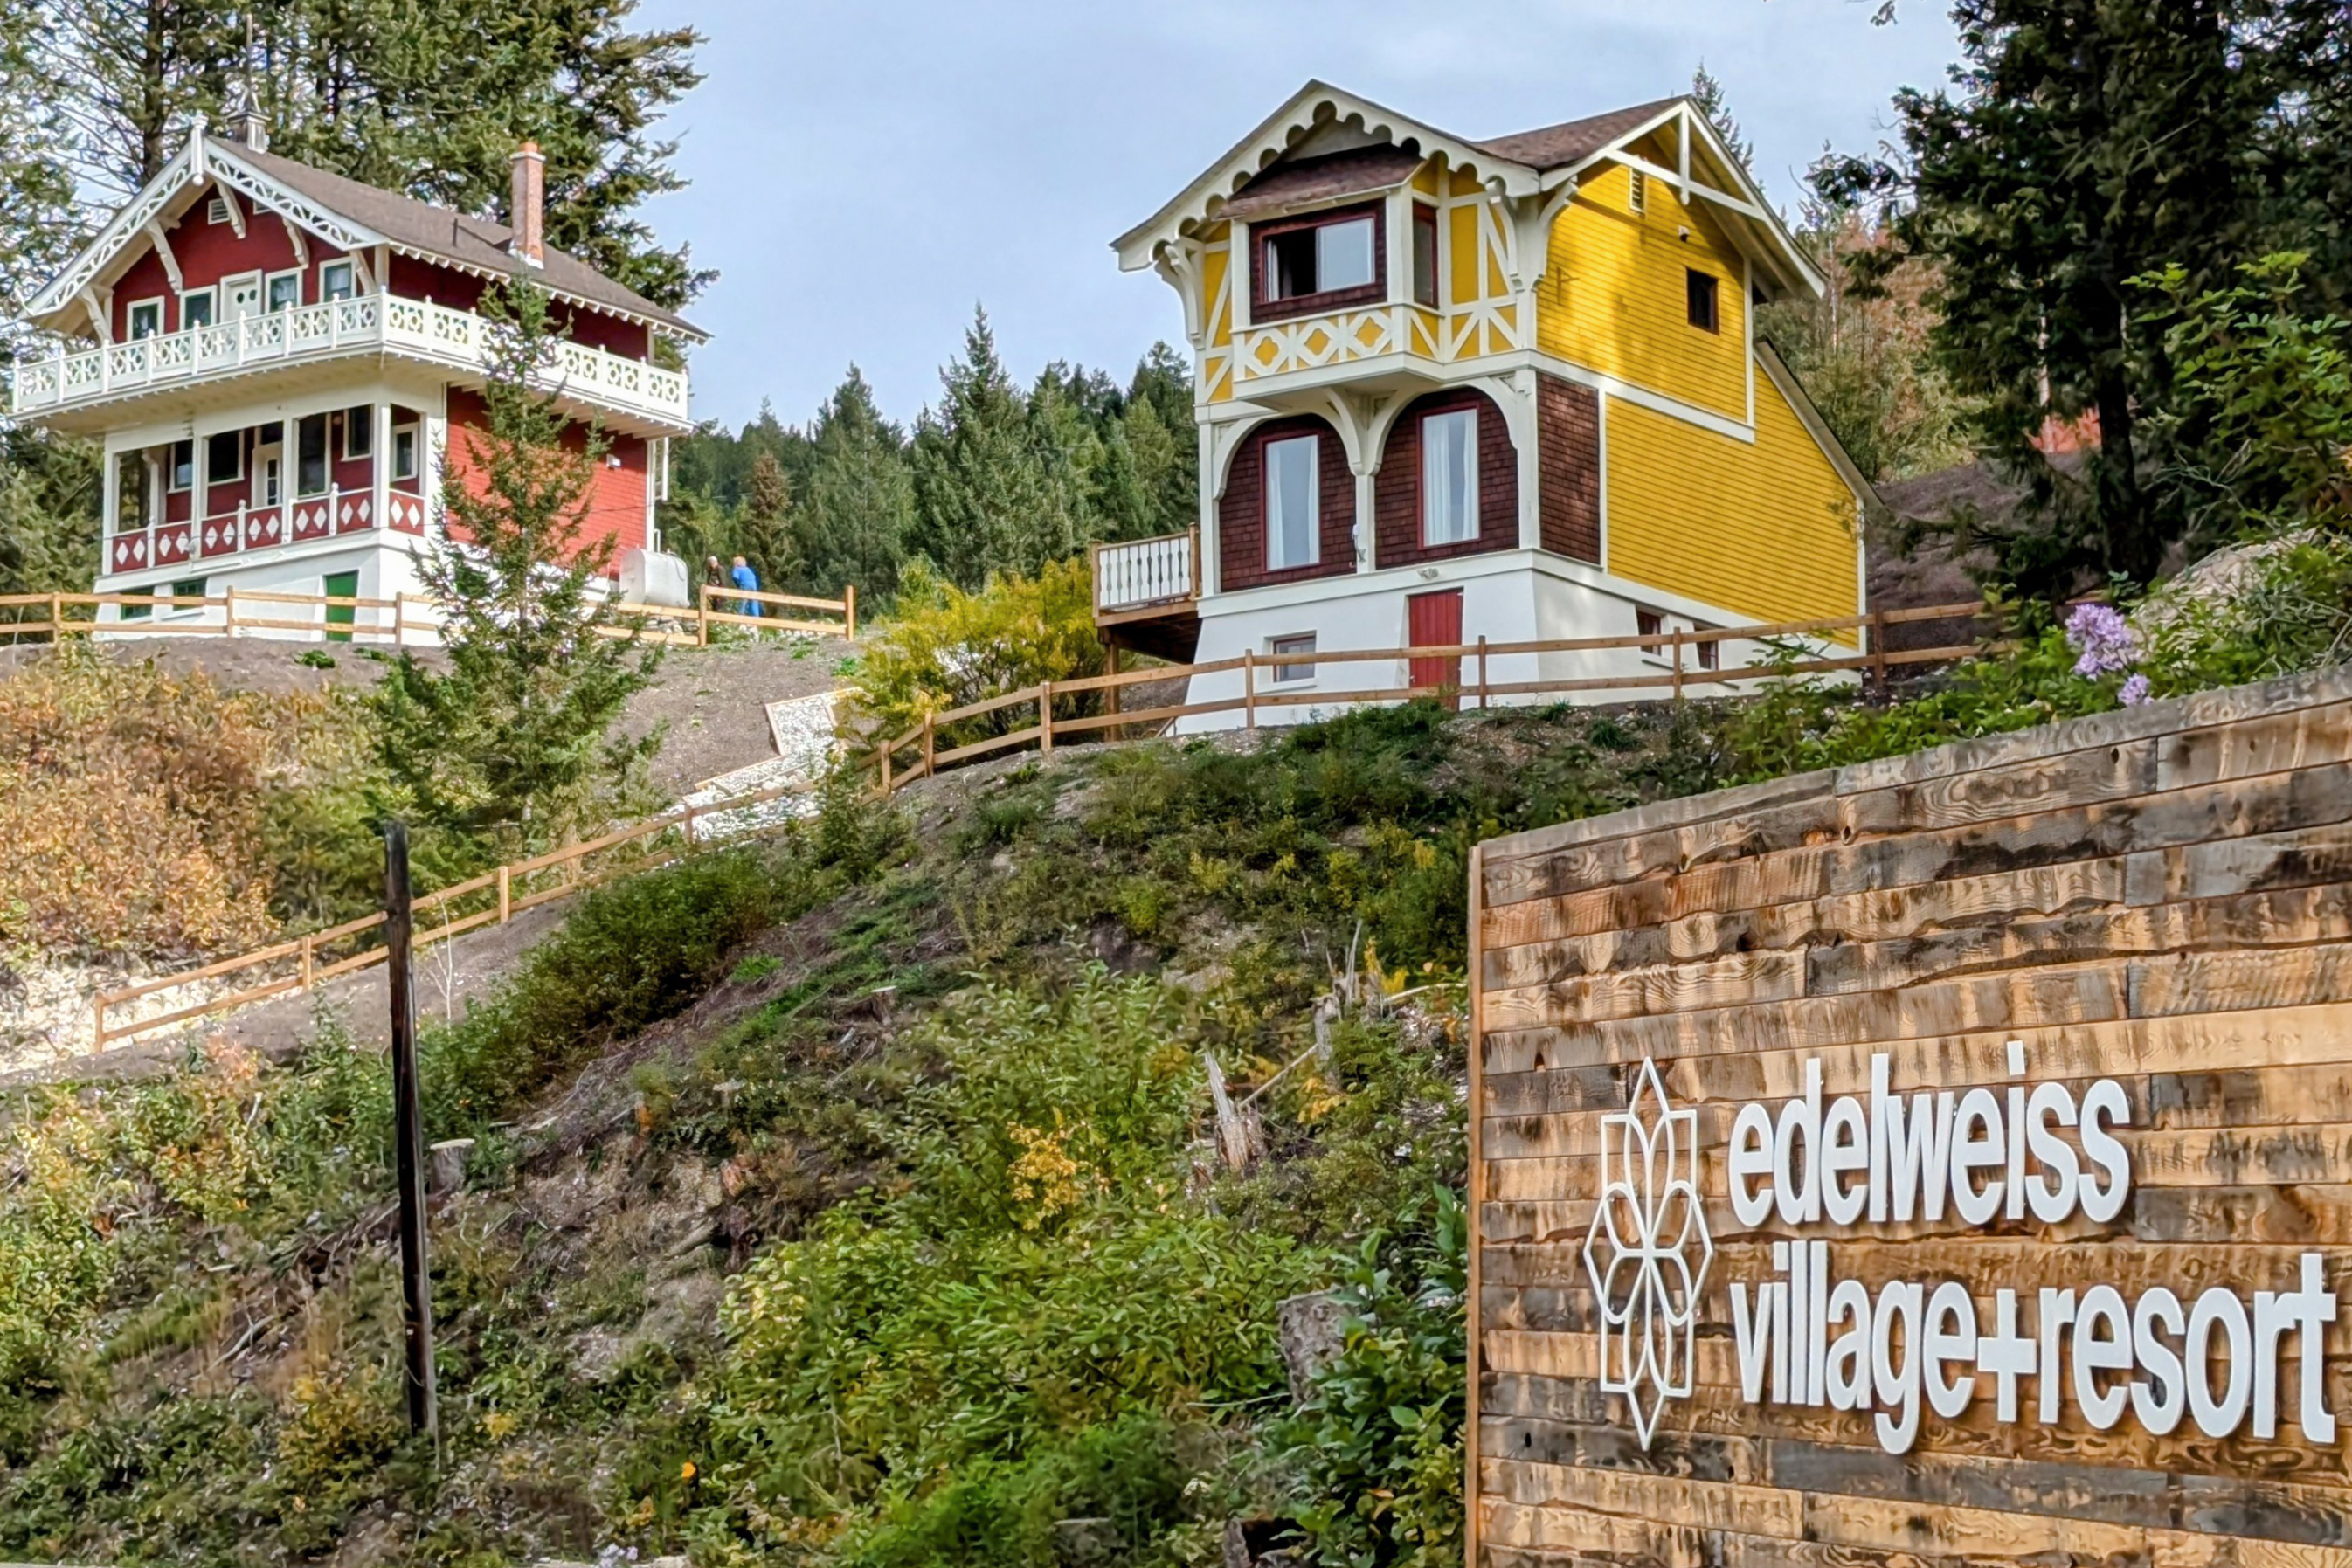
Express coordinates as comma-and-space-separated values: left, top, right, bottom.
910, 307, 1076, 589
739, 449, 800, 591
797, 367, 914, 601
0, 0, 102, 599
1690, 62, 1754, 174
1824, 0, 2266, 592
371, 280, 662, 853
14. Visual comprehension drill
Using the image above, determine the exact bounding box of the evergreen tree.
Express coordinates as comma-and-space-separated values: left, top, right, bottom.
1690, 62, 1754, 174
739, 449, 799, 591
910, 307, 1083, 588
797, 367, 914, 601
371, 280, 661, 853
0, 0, 101, 600
1823, 0, 2266, 592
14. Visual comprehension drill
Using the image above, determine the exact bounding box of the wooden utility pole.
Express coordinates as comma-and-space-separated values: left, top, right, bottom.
384, 821, 439, 1443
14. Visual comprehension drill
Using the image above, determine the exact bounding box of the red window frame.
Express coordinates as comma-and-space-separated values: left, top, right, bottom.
1251, 200, 1387, 323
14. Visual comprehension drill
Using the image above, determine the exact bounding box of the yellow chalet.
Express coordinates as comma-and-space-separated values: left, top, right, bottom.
1102, 82, 1873, 724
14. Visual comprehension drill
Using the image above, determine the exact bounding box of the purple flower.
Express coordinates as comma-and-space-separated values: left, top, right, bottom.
2065, 602, 2140, 678
2119, 673, 2153, 707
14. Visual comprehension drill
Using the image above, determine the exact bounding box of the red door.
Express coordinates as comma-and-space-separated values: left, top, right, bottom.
1408, 588, 1464, 701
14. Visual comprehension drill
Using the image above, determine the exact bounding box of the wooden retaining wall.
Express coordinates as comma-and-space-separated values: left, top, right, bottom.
1467, 665, 2352, 1568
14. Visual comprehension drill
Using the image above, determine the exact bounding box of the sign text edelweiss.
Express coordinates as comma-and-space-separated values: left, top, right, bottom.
1583, 1051, 2340, 1454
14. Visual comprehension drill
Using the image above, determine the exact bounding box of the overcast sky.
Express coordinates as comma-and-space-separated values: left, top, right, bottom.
635, 0, 1963, 432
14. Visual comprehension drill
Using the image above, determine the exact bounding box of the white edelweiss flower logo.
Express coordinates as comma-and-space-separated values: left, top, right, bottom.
1582, 1057, 1712, 1447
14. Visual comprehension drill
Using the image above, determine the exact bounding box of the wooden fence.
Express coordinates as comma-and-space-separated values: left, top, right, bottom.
0, 582, 854, 650
88, 777, 817, 1052
869, 600, 1994, 791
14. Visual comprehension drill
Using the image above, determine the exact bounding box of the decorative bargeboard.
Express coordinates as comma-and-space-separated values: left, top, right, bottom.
1469, 666, 2352, 1567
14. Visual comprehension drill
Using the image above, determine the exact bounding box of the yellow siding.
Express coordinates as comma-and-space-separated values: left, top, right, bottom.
1605, 372, 1860, 638
1538, 155, 1748, 421
1201, 224, 1233, 403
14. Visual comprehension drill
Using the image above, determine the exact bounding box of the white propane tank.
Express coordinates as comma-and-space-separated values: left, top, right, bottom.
619, 548, 691, 610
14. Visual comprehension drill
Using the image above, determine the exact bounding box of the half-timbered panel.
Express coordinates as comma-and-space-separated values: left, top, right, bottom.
1470, 667, 2352, 1566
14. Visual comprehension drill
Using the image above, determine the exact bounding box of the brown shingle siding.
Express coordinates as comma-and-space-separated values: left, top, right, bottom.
1537, 375, 1601, 563
1218, 416, 1356, 591
1373, 389, 1518, 570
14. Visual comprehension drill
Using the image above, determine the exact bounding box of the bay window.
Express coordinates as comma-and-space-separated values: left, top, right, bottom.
1265, 434, 1319, 570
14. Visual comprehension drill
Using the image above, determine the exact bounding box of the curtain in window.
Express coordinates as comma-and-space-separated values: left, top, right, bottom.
1266, 436, 1318, 570
1422, 409, 1477, 545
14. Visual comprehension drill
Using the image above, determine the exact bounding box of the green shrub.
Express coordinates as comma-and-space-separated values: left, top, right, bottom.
694, 975, 1316, 1561
847, 558, 1104, 747
1267, 1188, 1467, 1568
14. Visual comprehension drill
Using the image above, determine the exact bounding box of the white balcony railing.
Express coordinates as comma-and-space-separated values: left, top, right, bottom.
1093, 529, 1198, 616
10, 294, 688, 428
99, 482, 431, 580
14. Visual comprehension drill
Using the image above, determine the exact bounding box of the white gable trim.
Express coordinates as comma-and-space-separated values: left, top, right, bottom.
27, 127, 386, 325
1113, 79, 1539, 272
1545, 101, 1823, 298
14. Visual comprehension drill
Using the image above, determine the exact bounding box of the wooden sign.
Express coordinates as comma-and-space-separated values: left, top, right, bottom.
1467, 668, 2352, 1568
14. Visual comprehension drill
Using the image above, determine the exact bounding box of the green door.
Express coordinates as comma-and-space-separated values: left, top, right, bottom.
323, 571, 358, 643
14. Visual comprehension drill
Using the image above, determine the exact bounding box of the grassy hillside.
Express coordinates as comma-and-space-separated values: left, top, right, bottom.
0, 700, 1726, 1566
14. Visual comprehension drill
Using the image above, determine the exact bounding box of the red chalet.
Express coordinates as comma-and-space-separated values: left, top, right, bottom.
8, 108, 702, 634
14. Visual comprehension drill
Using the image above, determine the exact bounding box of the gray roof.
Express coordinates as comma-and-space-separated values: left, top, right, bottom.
225, 143, 702, 339
1221, 146, 1425, 222
1472, 97, 1684, 171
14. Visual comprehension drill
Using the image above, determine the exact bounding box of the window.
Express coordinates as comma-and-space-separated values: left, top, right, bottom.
296, 413, 329, 495
1268, 633, 1317, 685
343, 405, 374, 460
320, 259, 355, 300
1694, 625, 1719, 671
127, 299, 163, 339
1420, 407, 1478, 546
266, 270, 302, 312
166, 577, 206, 614
1629, 169, 1648, 214
205, 430, 241, 484
1264, 434, 1319, 570
1255, 205, 1383, 316
120, 586, 154, 620
1686, 269, 1719, 333
180, 288, 216, 328
1636, 607, 1664, 656
392, 423, 420, 481
1411, 204, 1439, 308
167, 439, 194, 493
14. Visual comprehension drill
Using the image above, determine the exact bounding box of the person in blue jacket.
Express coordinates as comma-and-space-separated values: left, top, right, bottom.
729, 555, 761, 618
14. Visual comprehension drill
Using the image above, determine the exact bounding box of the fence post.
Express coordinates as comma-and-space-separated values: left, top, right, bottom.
880, 742, 893, 795
225, 585, 239, 638
47, 591, 61, 641
496, 864, 510, 924
1477, 635, 1490, 710
391, 594, 405, 646
1243, 651, 1257, 730
1671, 631, 1684, 703
301, 933, 315, 990
923, 713, 936, 777
843, 584, 856, 640
682, 803, 698, 850
1869, 608, 1890, 705
1038, 681, 1055, 756
91, 992, 107, 1052
1105, 644, 1123, 743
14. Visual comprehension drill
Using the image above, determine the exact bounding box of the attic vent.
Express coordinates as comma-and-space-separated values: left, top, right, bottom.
1628, 170, 1648, 216
207, 196, 231, 225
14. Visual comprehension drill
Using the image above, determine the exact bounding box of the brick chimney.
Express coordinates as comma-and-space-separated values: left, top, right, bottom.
508, 141, 545, 268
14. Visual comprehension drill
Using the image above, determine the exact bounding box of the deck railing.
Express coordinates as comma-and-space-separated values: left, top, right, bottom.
10, 294, 689, 427
0, 582, 855, 649
1092, 529, 1199, 615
